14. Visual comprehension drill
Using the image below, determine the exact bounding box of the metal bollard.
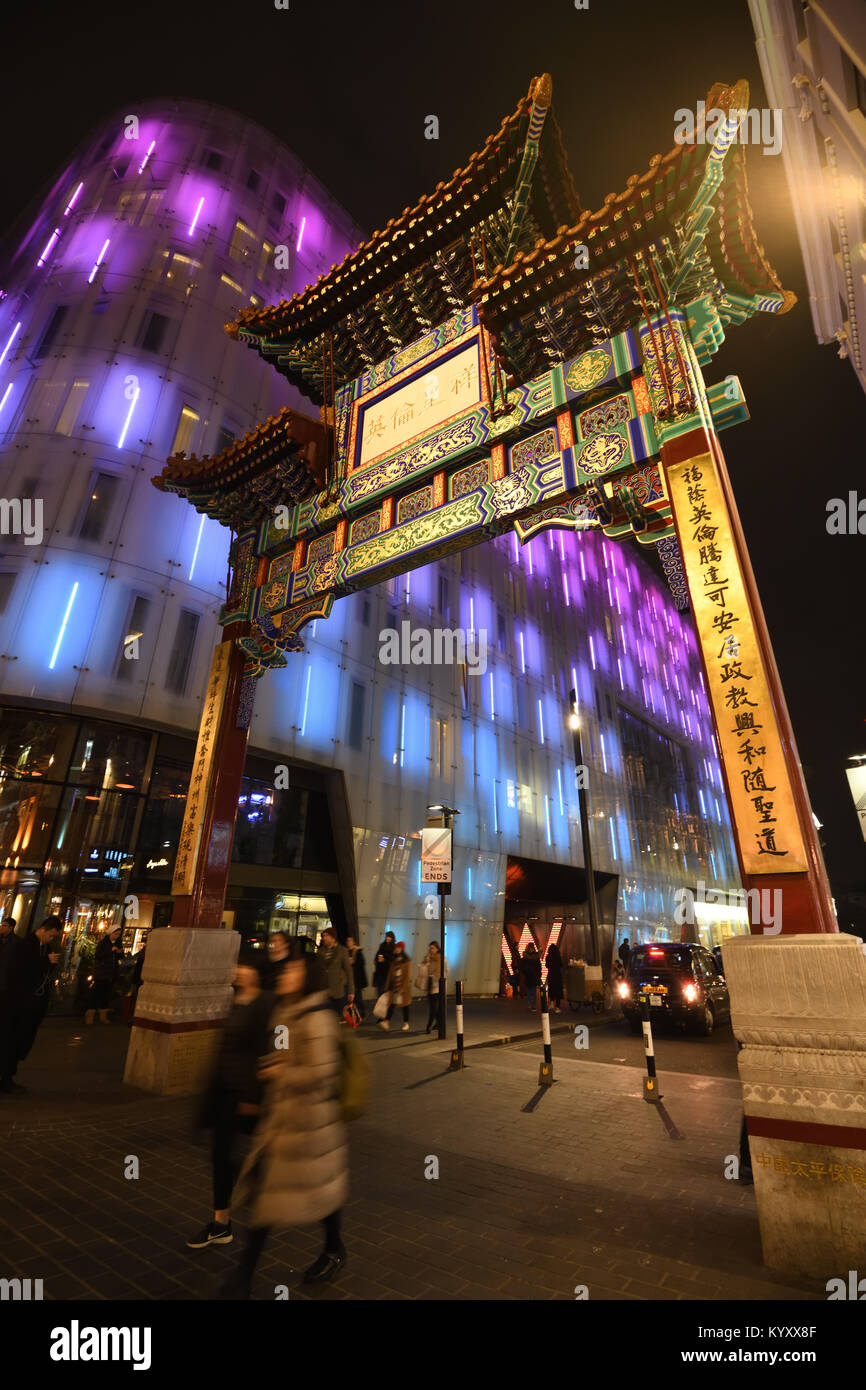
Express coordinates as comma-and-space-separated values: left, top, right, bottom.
449, 979, 465, 1070
538, 983, 554, 1085
639, 992, 661, 1103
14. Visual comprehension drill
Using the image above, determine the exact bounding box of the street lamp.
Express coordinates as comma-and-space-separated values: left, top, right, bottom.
568, 689, 600, 966
425, 802, 459, 1039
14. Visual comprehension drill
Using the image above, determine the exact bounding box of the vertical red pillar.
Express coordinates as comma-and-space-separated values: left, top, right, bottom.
171, 636, 254, 929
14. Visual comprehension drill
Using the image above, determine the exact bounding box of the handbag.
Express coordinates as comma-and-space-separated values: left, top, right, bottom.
372, 991, 391, 1020
343, 1002, 361, 1029
415, 962, 429, 990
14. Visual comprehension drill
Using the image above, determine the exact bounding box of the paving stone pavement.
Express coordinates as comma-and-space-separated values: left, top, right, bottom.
0, 1012, 826, 1302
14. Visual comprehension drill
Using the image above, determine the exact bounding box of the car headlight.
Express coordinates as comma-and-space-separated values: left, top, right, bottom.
617, 981, 630, 999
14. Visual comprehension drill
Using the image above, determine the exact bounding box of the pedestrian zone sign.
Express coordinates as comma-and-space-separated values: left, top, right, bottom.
421, 827, 452, 883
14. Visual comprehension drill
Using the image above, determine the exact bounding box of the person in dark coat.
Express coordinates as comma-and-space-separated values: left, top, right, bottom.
263, 930, 292, 991
372, 931, 396, 997
0, 917, 20, 1093
545, 941, 564, 1013
619, 938, 631, 972
316, 927, 354, 1016
87, 925, 124, 1024
345, 936, 368, 1020
186, 953, 274, 1249
6, 916, 62, 1090
521, 943, 542, 1011
219, 951, 348, 1297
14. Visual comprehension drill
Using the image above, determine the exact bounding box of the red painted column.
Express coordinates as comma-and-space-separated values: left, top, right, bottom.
660, 423, 836, 936
171, 636, 255, 929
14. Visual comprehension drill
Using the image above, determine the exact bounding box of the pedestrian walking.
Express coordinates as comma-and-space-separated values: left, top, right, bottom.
372, 930, 396, 997
317, 927, 354, 1017
5, 916, 62, 1091
382, 941, 412, 1032
345, 936, 368, 1020
87, 925, 124, 1024
186, 953, 274, 1249
619, 937, 631, 972
419, 941, 447, 1033
218, 951, 348, 1298
0, 917, 20, 1094
521, 942, 541, 1011
263, 930, 292, 990
545, 939, 564, 1013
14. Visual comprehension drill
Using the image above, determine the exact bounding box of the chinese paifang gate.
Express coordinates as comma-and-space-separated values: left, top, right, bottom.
152, 72, 831, 933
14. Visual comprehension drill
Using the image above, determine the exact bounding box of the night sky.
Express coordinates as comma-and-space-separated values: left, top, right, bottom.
2, 0, 863, 899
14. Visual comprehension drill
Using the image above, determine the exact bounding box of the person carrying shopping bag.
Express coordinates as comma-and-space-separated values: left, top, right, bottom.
380, 941, 412, 1032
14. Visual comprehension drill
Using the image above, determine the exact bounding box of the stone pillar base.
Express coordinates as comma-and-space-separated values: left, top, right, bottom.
124, 927, 240, 1096
725, 932, 866, 1281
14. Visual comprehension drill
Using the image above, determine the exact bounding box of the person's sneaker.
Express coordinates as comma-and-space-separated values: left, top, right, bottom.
186, 1220, 233, 1249
401, 1022, 410, 1032
378, 1020, 390, 1031
303, 1248, 346, 1284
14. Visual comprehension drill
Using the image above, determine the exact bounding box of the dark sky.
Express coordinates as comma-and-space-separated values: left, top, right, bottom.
3, 0, 864, 894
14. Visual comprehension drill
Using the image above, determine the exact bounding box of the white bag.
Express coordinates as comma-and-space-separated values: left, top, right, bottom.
415, 963, 429, 990
373, 991, 391, 1020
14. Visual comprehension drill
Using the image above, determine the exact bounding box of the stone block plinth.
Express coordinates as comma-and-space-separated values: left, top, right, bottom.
725, 932, 866, 1280
123, 928, 240, 1096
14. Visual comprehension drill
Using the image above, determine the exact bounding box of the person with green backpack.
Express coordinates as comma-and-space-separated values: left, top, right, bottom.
218, 945, 369, 1298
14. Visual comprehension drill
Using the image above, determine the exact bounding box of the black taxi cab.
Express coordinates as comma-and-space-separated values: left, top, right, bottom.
617, 942, 731, 1036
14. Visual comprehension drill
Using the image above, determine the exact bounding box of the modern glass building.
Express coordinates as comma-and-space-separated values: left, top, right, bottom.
0, 103, 746, 994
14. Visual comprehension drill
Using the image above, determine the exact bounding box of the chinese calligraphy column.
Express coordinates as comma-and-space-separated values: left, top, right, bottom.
650, 319, 866, 1279
124, 636, 256, 1094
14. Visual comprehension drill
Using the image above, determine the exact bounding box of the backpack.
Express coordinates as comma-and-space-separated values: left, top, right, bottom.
339, 1028, 371, 1121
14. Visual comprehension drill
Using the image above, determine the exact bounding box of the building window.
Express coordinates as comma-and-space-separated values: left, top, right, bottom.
27, 378, 66, 428
215, 424, 235, 453
792, 0, 807, 44
34, 305, 69, 359
249, 293, 263, 308
138, 310, 171, 354
247, 169, 261, 191
220, 273, 244, 296
117, 595, 151, 681
202, 148, 225, 171
162, 249, 199, 293
229, 218, 257, 262
432, 717, 448, 777
0, 572, 16, 615
111, 157, 130, 180
272, 191, 287, 217
258, 239, 274, 279
438, 573, 449, 618
347, 681, 366, 750
172, 405, 200, 456
842, 53, 866, 117
56, 380, 89, 436
165, 609, 199, 696
139, 190, 163, 226
92, 299, 109, 315
79, 472, 119, 542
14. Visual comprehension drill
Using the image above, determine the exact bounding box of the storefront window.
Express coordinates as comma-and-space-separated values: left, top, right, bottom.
67, 723, 152, 793
0, 777, 63, 868
0, 709, 77, 781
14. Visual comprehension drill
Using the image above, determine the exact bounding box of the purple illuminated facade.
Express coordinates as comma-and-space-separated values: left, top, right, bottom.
0, 100, 364, 938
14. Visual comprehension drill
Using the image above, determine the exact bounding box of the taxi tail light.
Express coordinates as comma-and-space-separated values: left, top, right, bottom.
683, 982, 699, 1002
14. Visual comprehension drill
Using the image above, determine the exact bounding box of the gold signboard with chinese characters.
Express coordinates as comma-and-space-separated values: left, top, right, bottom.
358, 341, 481, 469
170, 641, 232, 896
667, 453, 807, 876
